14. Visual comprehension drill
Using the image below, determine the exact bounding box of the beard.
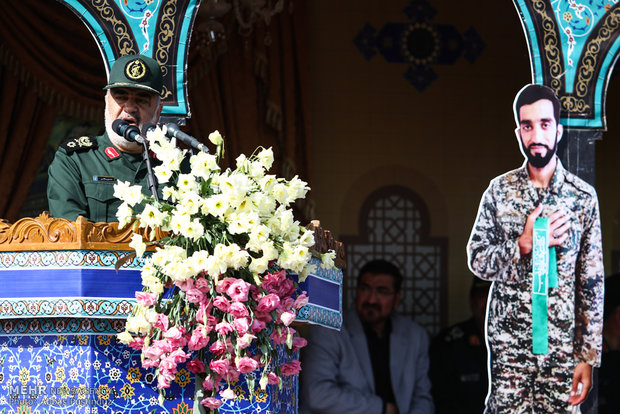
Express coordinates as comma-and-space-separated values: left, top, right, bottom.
104, 111, 143, 153
521, 135, 558, 169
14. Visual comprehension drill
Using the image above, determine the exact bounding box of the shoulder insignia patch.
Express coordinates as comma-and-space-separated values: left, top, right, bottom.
60, 136, 98, 154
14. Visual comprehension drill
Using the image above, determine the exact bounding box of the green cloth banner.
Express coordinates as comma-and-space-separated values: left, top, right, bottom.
531, 217, 558, 354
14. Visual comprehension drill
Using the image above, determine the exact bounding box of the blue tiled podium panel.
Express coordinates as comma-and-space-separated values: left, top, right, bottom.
0, 249, 337, 413
0, 335, 298, 414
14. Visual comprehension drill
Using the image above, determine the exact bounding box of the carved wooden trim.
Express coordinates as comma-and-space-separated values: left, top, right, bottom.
307, 220, 346, 269
0, 213, 164, 252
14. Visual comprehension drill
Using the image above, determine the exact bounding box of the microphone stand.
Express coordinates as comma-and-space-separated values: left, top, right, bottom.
140, 137, 160, 203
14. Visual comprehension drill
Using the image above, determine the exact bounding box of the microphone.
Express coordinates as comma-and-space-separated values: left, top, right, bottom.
112, 119, 145, 144
165, 123, 209, 153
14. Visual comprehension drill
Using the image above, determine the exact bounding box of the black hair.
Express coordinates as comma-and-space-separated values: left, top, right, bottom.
514, 84, 561, 124
357, 259, 403, 292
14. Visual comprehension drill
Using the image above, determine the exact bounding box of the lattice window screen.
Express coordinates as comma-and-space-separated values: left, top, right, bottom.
341, 186, 446, 335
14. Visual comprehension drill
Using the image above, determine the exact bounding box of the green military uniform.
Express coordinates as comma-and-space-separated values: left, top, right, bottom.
47, 53, 165, 223
47, 132, 154, 222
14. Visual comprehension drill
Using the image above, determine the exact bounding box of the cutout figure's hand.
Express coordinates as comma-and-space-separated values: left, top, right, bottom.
548, 209, 570, 247
518, 204, 543, 255
568, 362, 592, 406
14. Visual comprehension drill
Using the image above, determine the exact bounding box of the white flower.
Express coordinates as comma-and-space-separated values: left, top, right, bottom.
250, 192, 276, 216
162, 186, 178, 202
181, 218, 205, 241
190, 151, 219, 179
287, 175, 310, 201
117, 331, 133, 345
177, 173, 199, 193
236, 154, 249, 170
179, 191, 202, 215
220, 173, 253, 199
114, 181, 145, 206
321, 250, 337, 269
249, 255, 269, 274
202, 193, 230, 218
153, 165, 173, 184
227, 211, 259, 235
208, 130, 223, 146
257, 147, 274, 170
129, 233, 147, 258
246, 224, 271, 252
138, 203, 165, 229
299, 262, 317, 283
116, 202, 134, 227
299, 230, 315, 248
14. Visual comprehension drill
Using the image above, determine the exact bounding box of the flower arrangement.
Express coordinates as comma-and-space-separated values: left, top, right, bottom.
114, 127, 335, 412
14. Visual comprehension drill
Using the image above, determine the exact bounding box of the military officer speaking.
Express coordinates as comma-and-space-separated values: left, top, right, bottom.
47, 54, 163, 223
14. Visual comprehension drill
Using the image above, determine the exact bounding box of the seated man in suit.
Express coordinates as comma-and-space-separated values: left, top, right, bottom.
301, 259, 433, 414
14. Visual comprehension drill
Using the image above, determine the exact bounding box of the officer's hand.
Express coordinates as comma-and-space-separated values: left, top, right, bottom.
548, 209, 570, 247
518, 204, 543, 255
568, 362, 592, 406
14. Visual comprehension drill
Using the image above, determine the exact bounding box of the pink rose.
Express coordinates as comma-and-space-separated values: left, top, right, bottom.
174, 278, 194, 292
155, 313, 169, 331
293, 292, 309, 309
251, 318, 266, 333
227, 279, 251, 302
236, 333, 256, 349
195, 277, 210, 292
233, 317, 249, 335
280, 360, 302, 376
214, 296, 231, 312
188, 327, 210, 351
270, 328, 287, 345
135, 291, 157, 307
228, 302, 249, 318
268, 371, 281, 385
257, 294, 280, 313
292, 336, 307, 351
164, 327, 187, 347
216, 277, 236, 294
280, 296, 295, 310
127, 336, 145, 350
222, 368, 240, 382
209, 359, 230, 376
236, 356, 259, 374
186, 288, 205, 305
276, 279, 295, 297
202, 376, 215, 391
169, 348, 191, 364
151, 339, 173, 354
215, 321, 234, 335
142, 358, 159, 369
201, 397, 222, 409
210, 339, 227, 355
280, 311, 296, 326
187, 358, 205, 374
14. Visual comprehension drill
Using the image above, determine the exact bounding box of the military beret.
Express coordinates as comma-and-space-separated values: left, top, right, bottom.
103, 54, 163, 96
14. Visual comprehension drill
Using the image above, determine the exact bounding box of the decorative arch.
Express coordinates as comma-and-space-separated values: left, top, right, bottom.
513, 0, 619, 129
340, 185, 447, 335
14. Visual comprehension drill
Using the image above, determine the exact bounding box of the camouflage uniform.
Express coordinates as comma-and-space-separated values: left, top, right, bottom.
467, 160, 604, 413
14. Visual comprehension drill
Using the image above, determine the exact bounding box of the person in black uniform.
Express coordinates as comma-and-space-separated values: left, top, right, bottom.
47, 54, 163, 222
599, 273, 620, 413
429, 277, 491, 413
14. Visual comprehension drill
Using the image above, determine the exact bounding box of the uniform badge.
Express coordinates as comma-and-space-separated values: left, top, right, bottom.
105, 146, 120, 159
60, 136, 97, 154
125, 58, 149, 82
